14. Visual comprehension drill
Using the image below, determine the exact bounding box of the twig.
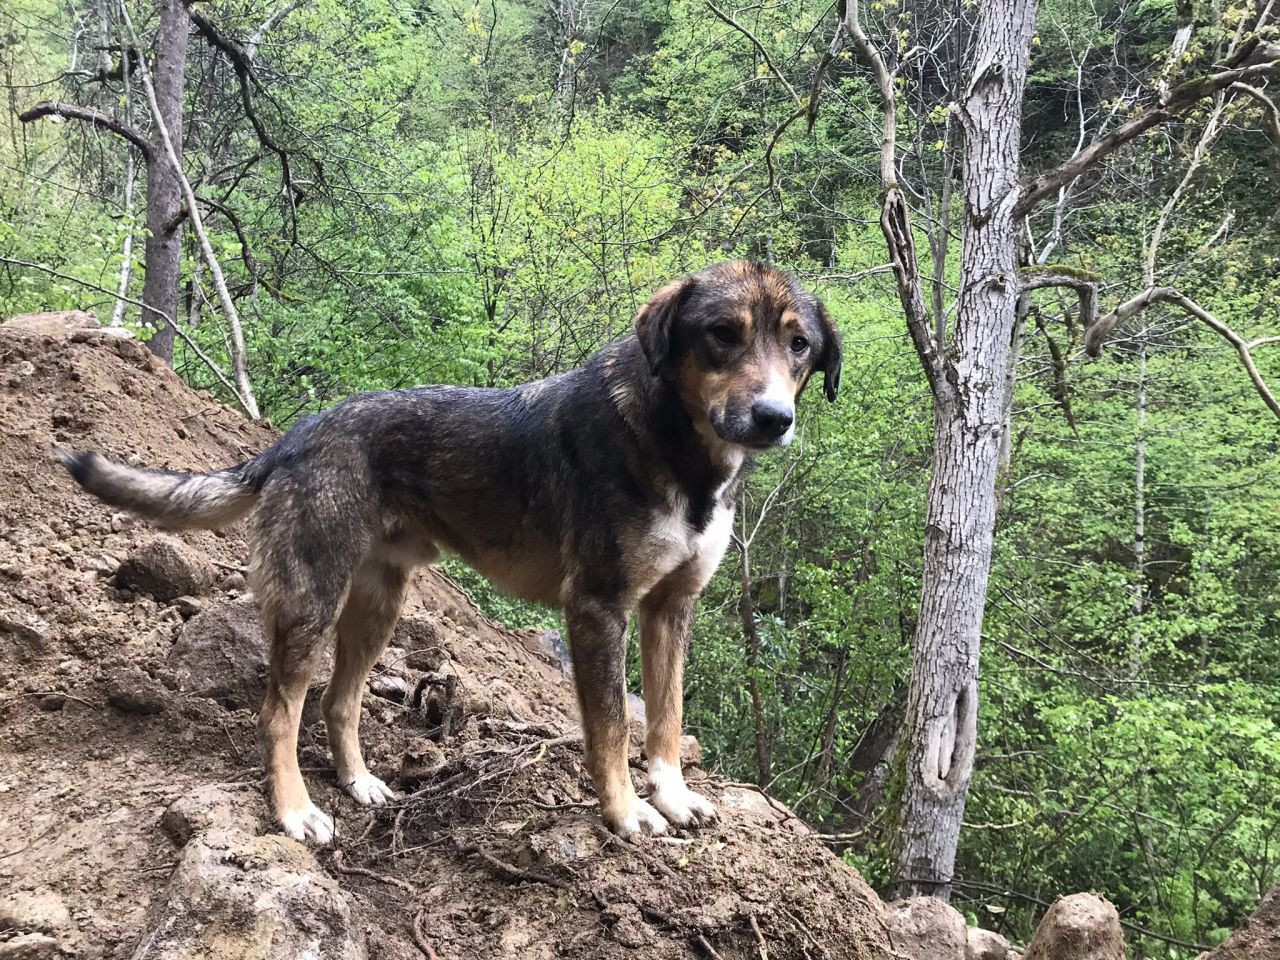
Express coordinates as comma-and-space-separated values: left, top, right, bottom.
412, 907, 441, 959
331, 850, 419, 894
695, 934, 725, 959
749, 914, 769, 960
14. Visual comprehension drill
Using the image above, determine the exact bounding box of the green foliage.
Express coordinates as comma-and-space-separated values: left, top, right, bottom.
4, 0, 1280, 953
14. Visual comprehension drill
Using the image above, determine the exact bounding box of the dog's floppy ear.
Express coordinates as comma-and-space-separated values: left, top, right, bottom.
816, 301, 842, 402
635, 278, 694, 374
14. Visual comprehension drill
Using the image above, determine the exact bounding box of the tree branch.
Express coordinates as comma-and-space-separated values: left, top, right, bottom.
121, 0, 261, 420
1232, 81, 1280, 143
704, 0, 803, 110
1016, 57, 1280, 218
843, 0, 943, 397
1087, 286, 1280, 421
184, 3, 303, 241
17, 101, 152, 161
1020, 268, 1099, 329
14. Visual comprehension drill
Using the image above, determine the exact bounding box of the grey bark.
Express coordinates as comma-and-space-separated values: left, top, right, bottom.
889, 0, 1037, 901
139, 0, 190, 364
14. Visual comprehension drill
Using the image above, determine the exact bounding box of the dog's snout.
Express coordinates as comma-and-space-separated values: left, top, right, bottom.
750, 400, 793, 438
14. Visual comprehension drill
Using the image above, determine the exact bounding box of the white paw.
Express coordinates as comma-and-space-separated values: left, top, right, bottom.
647, 759, 718, 829
342, 772, 398, 807
279, 802, 335, 844
610, 796, 670, 839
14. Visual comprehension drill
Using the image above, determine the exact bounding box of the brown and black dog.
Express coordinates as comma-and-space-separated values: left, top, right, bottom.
58, 260, 841, 843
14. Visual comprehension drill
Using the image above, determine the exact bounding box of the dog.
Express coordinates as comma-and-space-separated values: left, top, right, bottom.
58, 259, 841, 843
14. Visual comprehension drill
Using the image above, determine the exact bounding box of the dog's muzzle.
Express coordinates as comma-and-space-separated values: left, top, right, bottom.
711, 398, 796, 450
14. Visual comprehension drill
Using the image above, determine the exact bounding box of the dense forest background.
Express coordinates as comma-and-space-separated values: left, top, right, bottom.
3, 0, 1279, 952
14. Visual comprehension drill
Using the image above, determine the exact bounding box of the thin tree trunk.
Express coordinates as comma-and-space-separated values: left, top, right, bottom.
1130, 339, 1147, 678
139, 0, 189, 363
737, 537, 771, 787
889, 0, 1037, 902
110, 154, 136, 327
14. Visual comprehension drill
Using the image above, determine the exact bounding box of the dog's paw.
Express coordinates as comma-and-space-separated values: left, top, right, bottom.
606, 796, 670, 839
279, 802, 335, 844
343, 772, 398, 807
647, 761, 718, 829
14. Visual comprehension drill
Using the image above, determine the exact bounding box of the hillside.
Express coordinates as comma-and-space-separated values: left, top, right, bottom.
0, 320, 897, 959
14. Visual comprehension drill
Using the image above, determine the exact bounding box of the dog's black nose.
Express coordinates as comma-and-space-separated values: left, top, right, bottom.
751, 401, 794, 438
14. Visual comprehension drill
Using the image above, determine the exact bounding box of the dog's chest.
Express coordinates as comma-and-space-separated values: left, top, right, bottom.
638, 491, 734, 593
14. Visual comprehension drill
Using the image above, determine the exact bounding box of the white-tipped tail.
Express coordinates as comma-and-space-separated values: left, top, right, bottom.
55, 448, 258, 529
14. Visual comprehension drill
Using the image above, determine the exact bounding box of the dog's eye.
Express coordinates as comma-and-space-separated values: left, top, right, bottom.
790, 335, 810, 354
710, 325, 740, 347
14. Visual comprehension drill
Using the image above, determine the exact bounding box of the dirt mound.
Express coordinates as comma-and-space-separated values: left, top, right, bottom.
0, 324, 894, 959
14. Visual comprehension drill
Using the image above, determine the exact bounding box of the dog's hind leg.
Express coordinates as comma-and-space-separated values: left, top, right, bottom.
566, 593, 668, 838
252, 488, 369, 845
324, 558, 411, 807
638, 578, 717, 828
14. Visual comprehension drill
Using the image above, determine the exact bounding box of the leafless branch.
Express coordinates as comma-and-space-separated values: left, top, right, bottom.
704, 0, 802, 110
121, 0, 261, 419
1016, 56, 1280, 217
1087, 287, 1280, 421
843, 0, 942, 397
17, 101, 152, 160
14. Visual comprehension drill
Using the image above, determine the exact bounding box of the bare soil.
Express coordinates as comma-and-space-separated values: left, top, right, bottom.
0, 325, 894, 959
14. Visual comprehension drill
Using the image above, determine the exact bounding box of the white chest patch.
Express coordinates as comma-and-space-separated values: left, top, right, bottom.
637, 495, 734, 597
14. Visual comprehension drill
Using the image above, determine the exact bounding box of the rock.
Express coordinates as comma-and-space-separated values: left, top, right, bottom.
1197, 883, 1280, 959
168, 599, 267, 708
680, 734, 703, 767
883, 897, 967, 960
0, 612, 49, 644
161, 783, 268, 845
400, 736, 446, 785
0, 888, 73, 935
541, 629, 571, 676
81, 554, 119, 575
131, 828, 366, 960
3, 310, 98, 337
171, 596, 203, 619
369, 674, 409, 702
628, 692, 647, 725
104, 665, 167, 715
0, 933, 59, 959
116, 536, 214, 603
1024, 893, 1125, 960
968, 926, 1013, 960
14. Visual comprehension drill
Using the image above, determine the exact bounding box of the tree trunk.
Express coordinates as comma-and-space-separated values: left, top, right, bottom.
1130, 338, 1146, 677
889, 0, 1037, 901
737, 538, 771, 787
140, 0, 189, 364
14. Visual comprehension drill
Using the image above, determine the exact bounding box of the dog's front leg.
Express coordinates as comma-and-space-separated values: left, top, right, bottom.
565, 594, 668, 838
638, 588, 718, 828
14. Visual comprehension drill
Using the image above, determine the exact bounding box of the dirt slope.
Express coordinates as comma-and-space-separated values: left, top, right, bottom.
0, 324, 894, 959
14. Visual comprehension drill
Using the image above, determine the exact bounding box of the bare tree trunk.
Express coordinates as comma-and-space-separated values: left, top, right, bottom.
737, 537, 771, 787
110, 154, 136, 328
889, 0, 1037, 902
139, 0, 189, 363
1130, 339, 1146, 677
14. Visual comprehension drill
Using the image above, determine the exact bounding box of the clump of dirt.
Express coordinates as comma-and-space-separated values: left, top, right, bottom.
0, 322, 895, 959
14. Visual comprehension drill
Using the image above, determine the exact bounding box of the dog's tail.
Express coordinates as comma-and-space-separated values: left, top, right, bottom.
55, 447, 272, 530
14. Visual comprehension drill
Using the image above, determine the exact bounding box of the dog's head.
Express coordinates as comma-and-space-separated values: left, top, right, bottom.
634, 260, 842, 451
